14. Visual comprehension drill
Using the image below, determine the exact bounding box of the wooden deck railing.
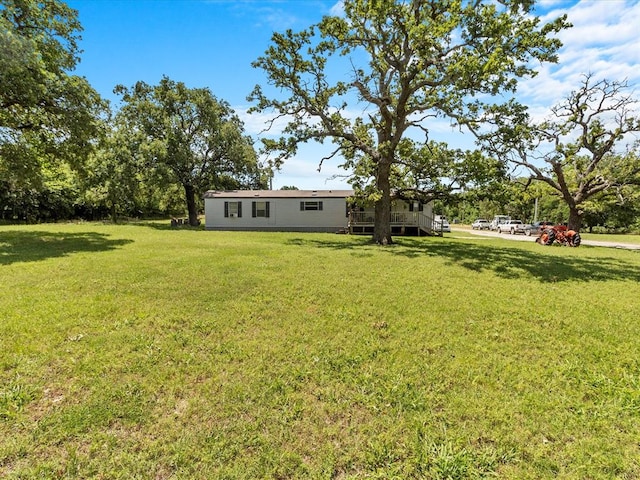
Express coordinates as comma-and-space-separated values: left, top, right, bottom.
349, 211, 438, 234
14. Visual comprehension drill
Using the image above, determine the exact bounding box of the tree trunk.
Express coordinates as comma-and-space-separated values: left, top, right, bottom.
108, 191, 118, 224
184, 184, 199, 226
567, 206, 582, 232
373, 160, 393, 245
110, 203, 117, 224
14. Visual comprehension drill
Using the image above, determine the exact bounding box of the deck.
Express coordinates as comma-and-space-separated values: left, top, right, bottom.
348, 212, 443, 236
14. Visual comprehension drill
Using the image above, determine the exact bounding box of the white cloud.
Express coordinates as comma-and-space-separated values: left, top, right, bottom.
538, 0, 572, 7
270, 144, 353, 190
329, 1, 345, 16
235, 104, 353, 189
235, 106, 290, 137
242, 0, 640, 188
522, 0, 640, 112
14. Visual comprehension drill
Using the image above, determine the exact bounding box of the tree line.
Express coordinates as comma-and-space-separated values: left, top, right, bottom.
437, 173, 640, 234
2, 0, 639, 235
1, 0, 266, 226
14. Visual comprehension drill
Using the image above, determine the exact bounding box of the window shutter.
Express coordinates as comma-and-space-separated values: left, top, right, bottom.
319, 201, 323, 211
300, 201, 304, 211
409, 202, 414, 212
252, 201, 256, 218
265, 202, 270, 218
224, 201, 229, 217
237, 202, 242, 218
419, 203, 424, 212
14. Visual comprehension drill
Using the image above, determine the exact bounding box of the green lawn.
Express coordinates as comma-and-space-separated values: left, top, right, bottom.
1, 222, 639, 479
579, 232, 640, 245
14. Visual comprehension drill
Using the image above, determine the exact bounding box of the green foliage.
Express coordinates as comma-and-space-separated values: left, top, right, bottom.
392, 142, 507, 205
483, 75, 640, 231
2, 223, 640, 478
0, 380, 36, 420
0, 0, 106, 187
437, 177, 568, 225
80, 116, 147, 222
116, 77, 264, 225
450, 176, 640, 231
250, 0, 568, 243
582, 182, 640, 233
0, 164, 83, 222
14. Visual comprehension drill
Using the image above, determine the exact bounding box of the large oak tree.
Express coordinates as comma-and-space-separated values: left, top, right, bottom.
0, 0, 105, 186
116, 77, 264, 226
249, 0, 568, 244
483, 75, 640, 232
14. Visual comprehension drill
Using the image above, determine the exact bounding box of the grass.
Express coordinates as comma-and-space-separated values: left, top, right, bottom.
1, 222, 639, 479
579, 232, 640, 245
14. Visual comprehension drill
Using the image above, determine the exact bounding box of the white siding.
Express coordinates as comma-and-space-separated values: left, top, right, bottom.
204, 196, 349, 232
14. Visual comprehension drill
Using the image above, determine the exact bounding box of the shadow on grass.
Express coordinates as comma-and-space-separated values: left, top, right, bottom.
286, 235, 373, 248
0, 231, 133, 265
287, 235, 640, 283
126, 220, 205, 232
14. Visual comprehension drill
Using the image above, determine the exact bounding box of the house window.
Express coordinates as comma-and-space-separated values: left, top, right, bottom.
224, 201, 242, 218
252, 201, 270, 218
300, 201, 323, 211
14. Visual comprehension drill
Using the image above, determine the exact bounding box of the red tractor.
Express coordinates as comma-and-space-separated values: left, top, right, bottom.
535, 225, 581, 247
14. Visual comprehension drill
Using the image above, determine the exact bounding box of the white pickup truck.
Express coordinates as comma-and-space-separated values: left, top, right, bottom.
497, 220, 526, 234
490, 215, 510, 231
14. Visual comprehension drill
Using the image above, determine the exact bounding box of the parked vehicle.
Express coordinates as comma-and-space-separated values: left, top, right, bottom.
434, 215, 451, 233
490, 215, 511, 231
471, 218, 490, 230
497, 219, 525, 234
524, 221, 554, 236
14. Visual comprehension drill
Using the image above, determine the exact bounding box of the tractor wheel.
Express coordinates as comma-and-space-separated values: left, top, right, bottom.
543, 229, 556, 246
536, 232, 547, 244
571, 233, 581, 247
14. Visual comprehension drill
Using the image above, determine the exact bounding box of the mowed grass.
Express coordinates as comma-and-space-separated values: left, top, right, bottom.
1, 223, 639, 479
580, 232, 640, 245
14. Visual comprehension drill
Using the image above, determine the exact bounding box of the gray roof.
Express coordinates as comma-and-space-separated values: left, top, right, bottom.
204, 189, 354, 199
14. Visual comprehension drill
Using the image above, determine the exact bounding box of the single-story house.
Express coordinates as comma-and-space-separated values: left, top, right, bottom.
203, 189, 438, 235
204, 189, 353, 232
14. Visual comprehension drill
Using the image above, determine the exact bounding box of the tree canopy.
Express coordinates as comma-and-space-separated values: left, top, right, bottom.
483, 75, 640, 231
249, 0, 568, 244
115, 77, 265, 226
0, 0, 105, 187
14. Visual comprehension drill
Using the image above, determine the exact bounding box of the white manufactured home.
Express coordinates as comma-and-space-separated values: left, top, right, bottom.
203, 189, 439, 235
204, 190, 354, 232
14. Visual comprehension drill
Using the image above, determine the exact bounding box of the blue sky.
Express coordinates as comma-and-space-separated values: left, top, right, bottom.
67, 0, 640, 190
